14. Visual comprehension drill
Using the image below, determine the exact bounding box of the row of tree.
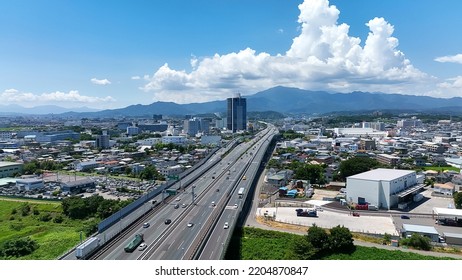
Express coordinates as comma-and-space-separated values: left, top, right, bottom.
293, 224, 355, 259
61, 195, 132, 220
267, 155, 381, 183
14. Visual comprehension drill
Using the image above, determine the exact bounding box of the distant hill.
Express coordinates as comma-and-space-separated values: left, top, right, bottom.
245, 86, 462, 114
2, 86, 462, 117
0, 104, 99, 115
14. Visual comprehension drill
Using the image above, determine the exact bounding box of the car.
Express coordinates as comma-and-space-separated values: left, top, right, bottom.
164, 219, 172, 225
216, 188, 220, 192
223, 222, 229, 229
187, 222, 194, 227
138, 243, 147, 251
211, 201, 215, 207
352, 212, 360, 217
142, 222, 150, 228
400, 215, 410, 219
182, 203, 187, 208
174, 204, 179, 209
234, 203, 238, 208
175, 198, 181, 201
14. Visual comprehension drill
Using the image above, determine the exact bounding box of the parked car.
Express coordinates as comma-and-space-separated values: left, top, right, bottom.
352, 212, 360, 217
400, 215, 410, 219
223, 222, 229, 229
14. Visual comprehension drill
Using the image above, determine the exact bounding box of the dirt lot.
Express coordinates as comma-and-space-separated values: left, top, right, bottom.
311, 189, 338, 200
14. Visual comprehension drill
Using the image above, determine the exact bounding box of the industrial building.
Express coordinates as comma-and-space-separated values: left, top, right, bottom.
0, 161, 23, 178
346, 168, 423, 210
16, 178, 44, 191
401, 224, 440, 242
61, 178, 96, 194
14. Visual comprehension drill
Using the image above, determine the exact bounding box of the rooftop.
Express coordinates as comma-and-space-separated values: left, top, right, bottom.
347, 168, 415, 181
0, 161, 23, 168
402, 224, 439, 235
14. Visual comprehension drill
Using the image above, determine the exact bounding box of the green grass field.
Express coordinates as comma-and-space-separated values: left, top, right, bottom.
0, 198, 86, 260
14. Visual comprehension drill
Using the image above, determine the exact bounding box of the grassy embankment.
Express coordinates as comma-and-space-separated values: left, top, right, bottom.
0, 197, 90, 260
226, 227, 455, 260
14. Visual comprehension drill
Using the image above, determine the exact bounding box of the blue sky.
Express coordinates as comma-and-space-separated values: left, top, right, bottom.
1, 0, 462, 109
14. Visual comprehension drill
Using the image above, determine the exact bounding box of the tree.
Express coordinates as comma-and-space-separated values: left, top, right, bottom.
328, 225, 355, 253
291, 235, 316, 260
306, 224, 329, 251
295, 164, 324, 184
139, 165, 160, 180
382, 233, 392, 245
338, 157, 380, 180
62, 196, 88, 219
125, 166, 133, 176
266, 159, 282, 169
454, 192, 462, 209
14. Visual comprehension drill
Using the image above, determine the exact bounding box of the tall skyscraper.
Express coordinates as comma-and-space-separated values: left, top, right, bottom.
227, 93, 247, 132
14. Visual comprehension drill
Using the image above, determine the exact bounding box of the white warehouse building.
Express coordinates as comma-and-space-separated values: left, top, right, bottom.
346, 168, 421, 210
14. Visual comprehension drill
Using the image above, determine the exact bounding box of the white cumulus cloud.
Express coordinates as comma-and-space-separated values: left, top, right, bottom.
435, 54, 462, 64
142, 0, 435, 103
91, 78, 111, 85
1, 89, 115, 107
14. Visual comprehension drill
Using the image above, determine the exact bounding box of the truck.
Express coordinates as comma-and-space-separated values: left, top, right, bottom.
295, 208, 317, 217
124, 233, 144, 253
238, 187, 245, 198
75, 237, 100, 259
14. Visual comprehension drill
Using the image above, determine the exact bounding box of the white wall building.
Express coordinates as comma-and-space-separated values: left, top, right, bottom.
162, 136, 186, 145
16, 178, 44, 191
137, 138, 162, 146
346, 168, 418, 210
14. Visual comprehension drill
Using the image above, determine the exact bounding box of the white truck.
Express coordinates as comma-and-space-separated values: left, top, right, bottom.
75, 237, 100, 259
238, 187, 245, 198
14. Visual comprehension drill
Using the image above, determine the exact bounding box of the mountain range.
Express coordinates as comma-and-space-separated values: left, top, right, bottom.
3, 86, 462, 117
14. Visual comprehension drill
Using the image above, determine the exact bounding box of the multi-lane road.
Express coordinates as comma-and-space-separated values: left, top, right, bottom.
91, 125, 277, 260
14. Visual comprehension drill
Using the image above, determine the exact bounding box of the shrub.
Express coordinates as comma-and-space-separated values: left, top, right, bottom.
39, 213, 52, 222
400, 234, 432, 251
53, 215, 64, 224
0, 237, 39, 258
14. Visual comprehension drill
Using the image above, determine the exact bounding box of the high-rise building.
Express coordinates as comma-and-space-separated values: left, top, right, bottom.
184, 118, 210, 136
227, 93, 247, 132
96, 130, 110, 149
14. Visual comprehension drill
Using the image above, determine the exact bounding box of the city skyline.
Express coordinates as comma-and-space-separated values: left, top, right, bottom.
1, 0, 462, 109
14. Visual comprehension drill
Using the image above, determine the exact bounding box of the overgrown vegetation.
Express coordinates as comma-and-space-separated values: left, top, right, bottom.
400, 233, 432, 251
227, 226, 453, 260
0, 198, 86, 259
